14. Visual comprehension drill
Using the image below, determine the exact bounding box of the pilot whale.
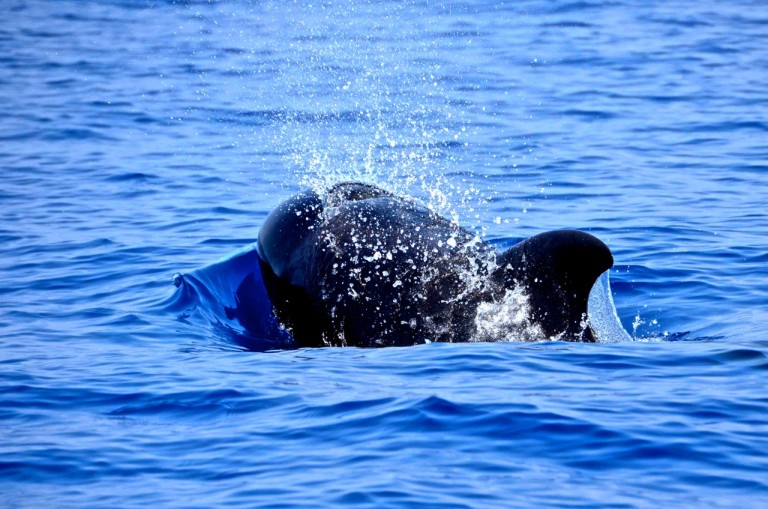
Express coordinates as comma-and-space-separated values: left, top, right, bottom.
255, 182, 615, 347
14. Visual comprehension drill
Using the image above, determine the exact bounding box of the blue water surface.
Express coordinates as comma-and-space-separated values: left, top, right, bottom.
1, 1, 767, 507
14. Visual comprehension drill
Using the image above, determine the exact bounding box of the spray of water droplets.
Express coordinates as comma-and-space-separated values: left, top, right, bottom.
250, 0, 492, 230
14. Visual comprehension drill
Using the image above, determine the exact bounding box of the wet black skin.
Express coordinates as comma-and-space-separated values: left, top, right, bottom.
255, 182, 613, 347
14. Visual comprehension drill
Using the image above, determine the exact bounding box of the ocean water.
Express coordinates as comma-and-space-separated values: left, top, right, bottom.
2, 0, 767, 507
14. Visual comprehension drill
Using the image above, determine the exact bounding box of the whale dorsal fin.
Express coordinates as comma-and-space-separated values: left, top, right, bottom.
495, 230, 613, 342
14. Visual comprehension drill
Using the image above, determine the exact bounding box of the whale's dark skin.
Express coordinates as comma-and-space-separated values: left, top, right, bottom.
256, 182, 613, 347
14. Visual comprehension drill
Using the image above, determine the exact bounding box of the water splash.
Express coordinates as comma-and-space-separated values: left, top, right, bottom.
473, 286, 546, 342
259, 0, 490, 229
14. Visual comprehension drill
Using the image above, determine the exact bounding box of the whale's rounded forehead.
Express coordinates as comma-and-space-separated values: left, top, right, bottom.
256, 189, 324, 278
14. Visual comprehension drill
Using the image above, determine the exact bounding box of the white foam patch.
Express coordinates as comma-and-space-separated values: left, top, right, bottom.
472, 286, 546, 343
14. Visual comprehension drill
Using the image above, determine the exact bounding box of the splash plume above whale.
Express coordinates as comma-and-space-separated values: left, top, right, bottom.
254, 182, 627, 347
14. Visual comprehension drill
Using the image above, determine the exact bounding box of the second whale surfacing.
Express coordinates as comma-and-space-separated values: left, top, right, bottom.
255, 182, 620, 347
